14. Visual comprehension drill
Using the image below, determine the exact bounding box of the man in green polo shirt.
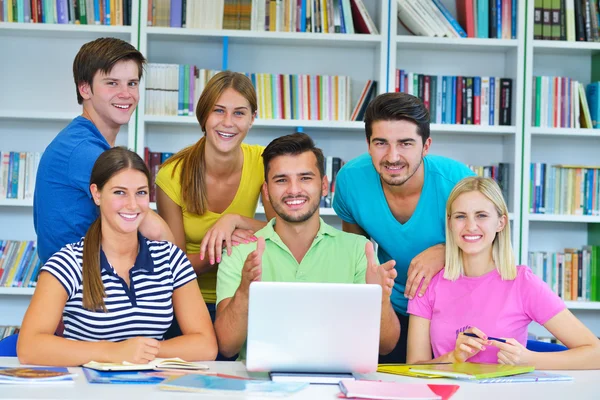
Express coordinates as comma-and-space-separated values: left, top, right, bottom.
215, 133, 400, 359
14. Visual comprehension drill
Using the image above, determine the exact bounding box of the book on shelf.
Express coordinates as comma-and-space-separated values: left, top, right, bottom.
143, 148, 174, 203
529, 245, 600, 302
529, 163, 600, 216
321, 155, 344, 208
0, 326, 20, 340
531, 76, 595, 129
468, 163, 510, 206
0, 0, 132, 25
397, 0, 468, 38
0, 367, 76, 385
145, 64, 359, 122
395, 70, 513, 126
535, 0, 599, 41
83, 357, 209, 372
446, 0, 518, 39
0, 152, 40, 201
0, 240, 42, 288
148, 0, 377, 34
158, 374, 308, 395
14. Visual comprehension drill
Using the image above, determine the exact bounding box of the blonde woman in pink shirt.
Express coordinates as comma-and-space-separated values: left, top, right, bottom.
407, 176, 600, 369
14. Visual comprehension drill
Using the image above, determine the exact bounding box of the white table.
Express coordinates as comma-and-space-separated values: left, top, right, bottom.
1, 357, 599, 399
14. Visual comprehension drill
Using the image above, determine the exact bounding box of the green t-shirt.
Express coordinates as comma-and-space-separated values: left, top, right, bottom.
216, 218, 369, 359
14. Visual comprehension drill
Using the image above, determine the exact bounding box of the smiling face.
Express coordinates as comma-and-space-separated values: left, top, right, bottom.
78, 60, 140, 135
449, 190, 507, 257
91, 168, 150, 236
204, 87, 255, 154
264, 151, 328, 224
368, 120, 431, 187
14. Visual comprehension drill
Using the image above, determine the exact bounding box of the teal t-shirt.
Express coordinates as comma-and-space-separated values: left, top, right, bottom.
333, 153, 475, 315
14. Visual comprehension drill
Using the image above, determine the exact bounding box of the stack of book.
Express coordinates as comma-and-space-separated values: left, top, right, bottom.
0, 0, 133, 25
395, 70, 513, 126
529, 163, 600, 215
148, 0, 378, 34
0, 152, 40, 201
468, 163, 510, 205
531, 76, 595, 129
529, 246, 600, 302
0, 240, 42, 288
145, 64, 355, 122
534, 0, 600, 41
398, 0, 517, 39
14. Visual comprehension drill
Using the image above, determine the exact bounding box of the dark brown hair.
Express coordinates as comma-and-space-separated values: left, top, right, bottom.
364, 92, 430, 143
262, 133, 325, 180
160, 71, 258, 215
73, 37, 146, 105
82, 147, 150, 312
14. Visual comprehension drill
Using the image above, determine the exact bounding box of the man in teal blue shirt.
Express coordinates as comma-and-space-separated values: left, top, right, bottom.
333, 92, 475, 363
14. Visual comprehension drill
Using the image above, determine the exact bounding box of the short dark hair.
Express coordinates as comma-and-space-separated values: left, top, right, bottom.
262, 133, 325, 180
364, 92, 430, 143
73, 37, 146, 105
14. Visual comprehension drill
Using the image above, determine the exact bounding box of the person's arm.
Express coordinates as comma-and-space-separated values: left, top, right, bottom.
156, 186, 214, 275
199, 214, 267, 265
491, 309, 600, 369
139, 209, 175, 243
17, 272, 160, 366
214, 238, 265, 358
404, 243, 445, 299
157, 280, 218, 361
364, 241, 400, 355
342, 221, 370, 239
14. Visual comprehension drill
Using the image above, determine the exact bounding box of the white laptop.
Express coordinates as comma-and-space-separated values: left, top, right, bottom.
246, 281, 382, 375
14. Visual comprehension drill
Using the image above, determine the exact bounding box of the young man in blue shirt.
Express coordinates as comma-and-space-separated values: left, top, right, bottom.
34, 38, 173, 264
333, 92, 475, 363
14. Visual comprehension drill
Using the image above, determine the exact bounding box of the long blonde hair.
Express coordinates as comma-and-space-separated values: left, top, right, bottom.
160, 71, 258, 215
444, 177, 516, 281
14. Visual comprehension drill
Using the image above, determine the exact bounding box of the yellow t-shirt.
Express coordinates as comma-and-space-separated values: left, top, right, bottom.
155, 143, 265, 304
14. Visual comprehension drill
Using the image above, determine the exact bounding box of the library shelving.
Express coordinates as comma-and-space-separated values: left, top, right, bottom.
3, 0, 600, 338
522, 0, 600, 337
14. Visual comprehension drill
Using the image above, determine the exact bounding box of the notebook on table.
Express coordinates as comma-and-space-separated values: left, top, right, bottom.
246, 282, 382, 384
408, 363, 534, 380
0, 367, 76, 384
82, 357, 208, 372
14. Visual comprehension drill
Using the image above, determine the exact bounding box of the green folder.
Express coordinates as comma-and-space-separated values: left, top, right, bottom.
408, 363, 535, 380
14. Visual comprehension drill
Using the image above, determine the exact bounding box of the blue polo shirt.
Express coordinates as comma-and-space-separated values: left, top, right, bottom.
34, 116, 110, 263
333, 154, 475, 315
40, 234, 196, 342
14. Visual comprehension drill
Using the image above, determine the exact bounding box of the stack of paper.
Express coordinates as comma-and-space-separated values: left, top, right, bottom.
159, 374, 308, 396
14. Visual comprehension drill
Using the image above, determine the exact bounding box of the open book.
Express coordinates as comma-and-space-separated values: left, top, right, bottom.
83, 358, 209, 372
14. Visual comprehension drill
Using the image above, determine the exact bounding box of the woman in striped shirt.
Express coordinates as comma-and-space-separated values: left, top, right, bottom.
18, 148, 217, 366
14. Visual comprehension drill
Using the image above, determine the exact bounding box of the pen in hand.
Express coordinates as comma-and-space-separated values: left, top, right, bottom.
463, 332, 507, 343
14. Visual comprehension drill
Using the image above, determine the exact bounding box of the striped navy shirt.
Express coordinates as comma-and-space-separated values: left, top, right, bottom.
41, 233, 196, 342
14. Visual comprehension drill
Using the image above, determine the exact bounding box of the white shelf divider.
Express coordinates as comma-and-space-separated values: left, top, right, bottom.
396, 36, 518, 52
0, 22, 133, 34
530, 127, 600, 138
564, 301, 600, 310
0, 287, 35, 296
0, 199, 33, 207
0, 110, 77, 122
527, 214, 600, 223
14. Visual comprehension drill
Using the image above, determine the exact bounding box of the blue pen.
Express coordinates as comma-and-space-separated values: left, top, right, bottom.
463, 332, 507, 343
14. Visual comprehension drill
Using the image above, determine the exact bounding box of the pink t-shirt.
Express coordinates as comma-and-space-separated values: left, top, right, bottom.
407, 265, 566, 364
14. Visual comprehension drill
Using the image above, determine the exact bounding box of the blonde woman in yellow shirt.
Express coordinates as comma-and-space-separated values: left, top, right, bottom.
155, 72, 275, 344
